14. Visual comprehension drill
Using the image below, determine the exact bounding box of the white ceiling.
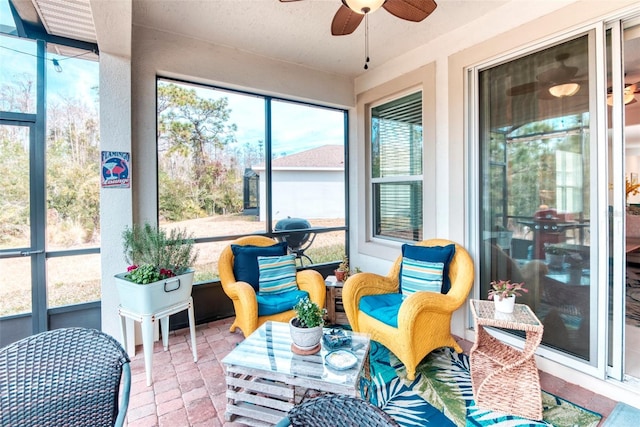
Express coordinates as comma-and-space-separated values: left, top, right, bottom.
131, 0, 508, 78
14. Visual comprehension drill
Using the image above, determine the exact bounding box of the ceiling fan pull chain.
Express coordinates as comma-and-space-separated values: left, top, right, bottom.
364, 13, 370, 70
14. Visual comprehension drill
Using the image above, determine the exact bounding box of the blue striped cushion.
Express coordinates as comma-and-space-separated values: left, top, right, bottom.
257, 254, 298, 295
400, 257, 445, 297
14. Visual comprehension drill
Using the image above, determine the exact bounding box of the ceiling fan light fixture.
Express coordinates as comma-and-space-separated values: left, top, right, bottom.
548, 82, 580, 98
606, 86, 636, 106
343, 0, 385, 14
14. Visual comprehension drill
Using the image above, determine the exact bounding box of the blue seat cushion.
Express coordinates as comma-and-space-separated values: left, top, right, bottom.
359, 293, 403, 328
257, 289, 308, 316
401, 244, 456, 294
231, 241, 288, 291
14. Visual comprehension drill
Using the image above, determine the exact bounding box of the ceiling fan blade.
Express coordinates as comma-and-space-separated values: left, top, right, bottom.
383, 0, 437, 22
331, 4, 364, 36
537, 64, 578, 84
507, 82, 539, 96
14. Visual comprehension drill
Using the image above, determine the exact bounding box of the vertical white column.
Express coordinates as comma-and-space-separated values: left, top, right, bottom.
99, 53, 133, 347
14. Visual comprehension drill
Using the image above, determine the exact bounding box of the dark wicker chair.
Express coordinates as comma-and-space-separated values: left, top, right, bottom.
0, 327, 131, 427
276, 394, 399, 427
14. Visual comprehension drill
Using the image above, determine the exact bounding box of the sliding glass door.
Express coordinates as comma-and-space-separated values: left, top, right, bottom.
477, 33, 598, 367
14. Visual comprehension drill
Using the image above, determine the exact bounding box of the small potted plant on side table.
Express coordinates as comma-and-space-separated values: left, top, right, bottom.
488, 280, 528, 313
334, 255, 350, 282
289, 296, 326, 355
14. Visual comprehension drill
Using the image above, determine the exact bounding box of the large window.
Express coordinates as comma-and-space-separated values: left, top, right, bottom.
0, 28, 100, 339
371, 92, 423, 241
478, 35, 594, 361
157, 79, 347, 280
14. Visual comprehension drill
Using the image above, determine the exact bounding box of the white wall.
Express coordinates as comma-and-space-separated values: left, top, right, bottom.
99, 53, 133, 342
350, 0, 640, 405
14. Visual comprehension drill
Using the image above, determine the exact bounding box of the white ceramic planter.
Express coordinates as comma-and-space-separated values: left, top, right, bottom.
493, 295, 516, 313
289, 318, 323, 350
114, 269, 194, 314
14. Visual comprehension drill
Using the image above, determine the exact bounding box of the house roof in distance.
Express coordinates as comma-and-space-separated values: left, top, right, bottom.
255, 145, 344, 170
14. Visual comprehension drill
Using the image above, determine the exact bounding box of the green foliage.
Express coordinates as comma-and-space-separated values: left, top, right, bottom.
293, 296, 325, 328
125, 264, 165, 285
121, 223, 199, 276
157, 81, 247, 222
0, 133, 29, 244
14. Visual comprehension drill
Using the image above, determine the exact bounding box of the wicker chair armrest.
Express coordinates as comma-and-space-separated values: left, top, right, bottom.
222, 280, 259, 309
296, 269, 326, 308
344, 272, 399, 299
397, 291, 461, 327
343, 272, 398, 331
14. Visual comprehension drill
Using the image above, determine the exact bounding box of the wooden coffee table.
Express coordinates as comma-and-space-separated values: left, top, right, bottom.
222, 321, 370, 426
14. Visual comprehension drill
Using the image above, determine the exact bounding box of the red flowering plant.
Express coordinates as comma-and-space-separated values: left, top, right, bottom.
487, 280, 528, 301
121, 223, 198, 284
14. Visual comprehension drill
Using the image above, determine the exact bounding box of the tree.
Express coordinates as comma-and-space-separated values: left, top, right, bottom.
157, 82, 243, 220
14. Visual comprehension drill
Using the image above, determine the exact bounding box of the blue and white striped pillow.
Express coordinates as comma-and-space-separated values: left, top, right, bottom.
257, 254, 298, 295
400, 257, 445, 298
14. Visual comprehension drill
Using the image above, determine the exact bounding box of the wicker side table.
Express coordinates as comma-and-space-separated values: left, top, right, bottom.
469, 299, 544, 420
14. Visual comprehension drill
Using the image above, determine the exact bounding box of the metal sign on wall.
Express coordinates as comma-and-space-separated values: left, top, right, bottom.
101, 151, 130, 188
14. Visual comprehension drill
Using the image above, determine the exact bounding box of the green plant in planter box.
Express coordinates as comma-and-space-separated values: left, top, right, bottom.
122, 223, 198, 284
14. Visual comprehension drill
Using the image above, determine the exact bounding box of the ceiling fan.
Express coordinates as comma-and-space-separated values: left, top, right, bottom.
279, 0, 438, 36
506, 53, 586, 100
607, 82, 640, 106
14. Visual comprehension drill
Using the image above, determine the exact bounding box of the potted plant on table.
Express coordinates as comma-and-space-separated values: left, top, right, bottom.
114, 223, 198, 314
488, 279, 528, 313
289, 296, 326, 354
334, 255, 350, 282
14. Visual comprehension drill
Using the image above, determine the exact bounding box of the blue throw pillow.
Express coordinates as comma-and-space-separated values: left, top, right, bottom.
401, 243, 456, 293
231, 242, 288, 291
400, 257, 445, 298
258, 254, 298, 295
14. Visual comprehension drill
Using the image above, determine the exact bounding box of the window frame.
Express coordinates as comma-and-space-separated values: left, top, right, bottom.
155, 76, 350, 274
370, 90, 424, 242
356, 63, 436, 260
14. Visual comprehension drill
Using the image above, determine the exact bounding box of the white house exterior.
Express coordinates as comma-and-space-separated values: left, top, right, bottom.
253, 145, 345, 222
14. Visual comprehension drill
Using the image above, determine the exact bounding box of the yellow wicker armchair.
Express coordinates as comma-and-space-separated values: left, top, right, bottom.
219, 236, 326, 337
343, 238, 474, 380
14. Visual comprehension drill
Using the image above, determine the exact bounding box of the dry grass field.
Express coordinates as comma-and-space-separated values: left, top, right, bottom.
0, 215, 345, 316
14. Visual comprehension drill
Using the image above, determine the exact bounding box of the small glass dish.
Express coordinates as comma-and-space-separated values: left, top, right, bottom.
324, 349, 358, 370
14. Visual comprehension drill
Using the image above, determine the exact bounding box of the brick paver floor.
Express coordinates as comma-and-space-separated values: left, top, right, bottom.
124, 317, 617, 426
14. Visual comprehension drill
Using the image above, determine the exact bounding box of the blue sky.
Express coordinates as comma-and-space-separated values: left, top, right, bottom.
0, 32, 99, 112
180, 82, 346, 157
